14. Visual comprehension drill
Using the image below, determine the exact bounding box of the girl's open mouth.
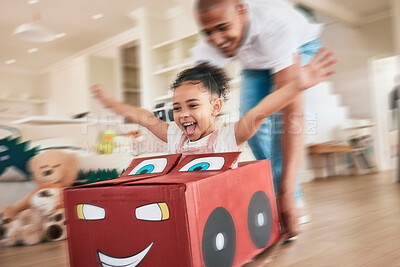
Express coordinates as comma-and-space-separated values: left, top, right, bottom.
183, 122, 197, 135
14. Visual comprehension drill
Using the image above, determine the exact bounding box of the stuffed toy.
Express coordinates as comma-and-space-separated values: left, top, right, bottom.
0, 150, 79, 246
31, 185, 68, 242
126, 130, 144, 142
96, 130, 116, 154
1, 184, 63, 246
1, 206, 45, 246
113, 130, 145, 155
44, 208, 67, 242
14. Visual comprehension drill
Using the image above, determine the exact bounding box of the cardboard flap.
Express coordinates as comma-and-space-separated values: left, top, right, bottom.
123, 171, 221, 186
170, 152, 241, 173
72, 154, 182, 188
121, 153, 182, 177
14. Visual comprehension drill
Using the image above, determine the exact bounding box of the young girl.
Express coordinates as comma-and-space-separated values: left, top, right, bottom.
91, 48, 337, 157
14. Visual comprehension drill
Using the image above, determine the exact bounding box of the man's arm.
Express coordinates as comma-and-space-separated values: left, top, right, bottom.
236, 49, 337, 149
273, 64, 303, 237
235, 81, 299, 147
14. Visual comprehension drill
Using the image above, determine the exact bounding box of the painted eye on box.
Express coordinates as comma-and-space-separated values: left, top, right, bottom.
128, 158, 168, 175
135, 202, 170, 221
76, 204, 105, 220
179, 157, 225, 172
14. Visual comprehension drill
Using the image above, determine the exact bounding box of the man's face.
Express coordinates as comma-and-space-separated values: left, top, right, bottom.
197, 3, 247, 57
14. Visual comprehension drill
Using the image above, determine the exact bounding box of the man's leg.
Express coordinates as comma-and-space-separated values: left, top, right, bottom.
294, 38, 324, 224
240, 38, 322, 204
240, 38, 322, 203
239, 69, 283, 193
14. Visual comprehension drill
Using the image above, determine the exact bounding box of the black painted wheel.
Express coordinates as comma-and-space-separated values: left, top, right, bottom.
202, 207, 236, 267
248, 191, 273, 248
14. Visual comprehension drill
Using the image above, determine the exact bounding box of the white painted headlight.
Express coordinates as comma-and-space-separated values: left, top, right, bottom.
135, 203, 169, 221
76, 204, 105, 220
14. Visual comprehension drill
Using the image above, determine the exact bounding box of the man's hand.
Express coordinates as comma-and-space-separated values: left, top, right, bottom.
298, 47, 338, 91
277, 192, 300, 238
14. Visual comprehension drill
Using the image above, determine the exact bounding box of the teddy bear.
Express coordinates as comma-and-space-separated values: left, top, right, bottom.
0, 150, 79, 246
44, 208, 67, 242
1, 184, 64, 246
31, 185, 68, 243
1, 205, 45, 246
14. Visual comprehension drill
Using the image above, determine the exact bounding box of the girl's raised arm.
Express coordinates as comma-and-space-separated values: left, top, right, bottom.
91, 84, 169, 142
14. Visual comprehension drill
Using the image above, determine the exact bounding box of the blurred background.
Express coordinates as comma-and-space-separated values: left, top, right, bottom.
0, 0, 399, 266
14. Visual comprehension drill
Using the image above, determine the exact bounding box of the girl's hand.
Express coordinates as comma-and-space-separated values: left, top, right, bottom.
298, 47, 338, 91
90, 84, 116, 108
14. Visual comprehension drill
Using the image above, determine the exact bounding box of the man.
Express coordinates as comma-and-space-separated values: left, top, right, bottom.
194, 0, 327, 238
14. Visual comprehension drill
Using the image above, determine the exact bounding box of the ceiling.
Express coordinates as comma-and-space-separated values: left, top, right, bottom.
0, 0, 186, 72
333, 0, 390, 18
0, 0, 392, 73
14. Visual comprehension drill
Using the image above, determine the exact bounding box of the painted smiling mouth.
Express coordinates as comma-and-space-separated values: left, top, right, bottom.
97, 242, 153, 267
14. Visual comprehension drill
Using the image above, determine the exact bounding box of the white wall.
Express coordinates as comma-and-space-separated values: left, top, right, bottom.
0, 70, 41, 99
322, 17, 395, 118
392, 0, 400, 54
370, 55, 400, 171
39, 27, 139, 117
88, 55, 119, 117
45, 57, 90, 117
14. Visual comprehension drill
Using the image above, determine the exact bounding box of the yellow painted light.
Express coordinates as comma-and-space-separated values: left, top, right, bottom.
158, 202, 170, 220
76, 204, 84, 220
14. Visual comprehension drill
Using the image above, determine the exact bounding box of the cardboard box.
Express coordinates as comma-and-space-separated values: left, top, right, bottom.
65, 152, 280, 267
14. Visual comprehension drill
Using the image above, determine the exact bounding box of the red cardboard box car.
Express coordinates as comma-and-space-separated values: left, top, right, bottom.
64, 152, 280, 267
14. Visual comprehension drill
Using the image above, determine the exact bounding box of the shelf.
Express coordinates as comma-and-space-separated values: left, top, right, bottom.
344, 124, 376, 130
151, 32, 198, 50
153, 62, 192, 76
154, 94, 173, 102
0, 114, 26, 120
12, 116, 123, 125
123, 63, 139, 69
0, 98, 47, 104
12, 116, 89, 125
124, 88, 141, 93
121, 44, 141, 107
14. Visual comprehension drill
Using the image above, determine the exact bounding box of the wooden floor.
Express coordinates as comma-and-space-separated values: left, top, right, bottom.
1, 171, 399, 267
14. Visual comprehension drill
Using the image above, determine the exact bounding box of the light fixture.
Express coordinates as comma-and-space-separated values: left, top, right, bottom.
55, 32, 66, 39
13, 2, 56, 43
27, 48, 39, 53
13, 22, 57, 42
92, 13, 104, 20
5, 59, 16, 65
28, 0, 40, 5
